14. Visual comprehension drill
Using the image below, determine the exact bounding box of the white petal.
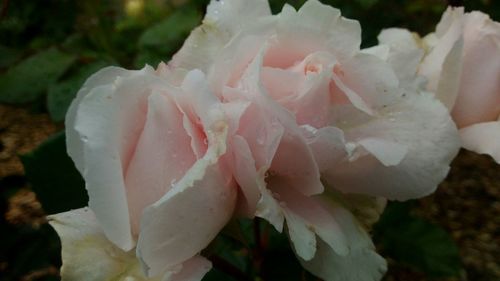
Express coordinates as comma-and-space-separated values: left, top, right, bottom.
299, 201, 387, 281
269, 179, 349, 260
460, 121, 500, 163
48, 208, 162, 281
66, 66, 141, 174
323, 93, 460, 200
167, 0, 271, 76
419, 8, 464, 94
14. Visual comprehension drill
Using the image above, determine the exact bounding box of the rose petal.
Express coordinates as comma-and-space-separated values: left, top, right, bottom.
419, 7, 464, 94
167, 0, 271, 78
460, 121, 500, 163
451, 16, 500, 127
48, 208, 162, 281
66, 67, 142, 175
270, 0, 361, 67
269, 179, 349, 260
124, 92, 197, 235
298, 201, 387, 281
72, 66, 163, 250
238, 47, 324, 196
136, 117, 236, 277
321, 93, 460, 200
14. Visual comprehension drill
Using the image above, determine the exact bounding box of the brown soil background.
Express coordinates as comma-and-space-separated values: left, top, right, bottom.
0, 104, 498, 281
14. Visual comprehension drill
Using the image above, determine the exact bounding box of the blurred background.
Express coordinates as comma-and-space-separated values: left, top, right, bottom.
0, 0, 499, 280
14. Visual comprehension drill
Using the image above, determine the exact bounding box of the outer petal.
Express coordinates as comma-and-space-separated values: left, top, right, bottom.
71, 66, 164, 250
268, 178, 349, 260
269, 0, 361, 67
460, 121, 500, 163
419, 7, 465, 96
321, 93, 460, 200
166, 0, 271, 78
136, 71, 237, 277
299, 201, 387, 281
66, 66, 140, 175
124, 91, 196, 235
48, 208, 162, 281
451, 12, 500, 127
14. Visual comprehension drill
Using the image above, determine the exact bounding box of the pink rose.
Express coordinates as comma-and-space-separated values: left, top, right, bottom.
166, 0, 459, 279
379, 7, 500, 162
53, 66, 236, 280
49, 1, 461, 281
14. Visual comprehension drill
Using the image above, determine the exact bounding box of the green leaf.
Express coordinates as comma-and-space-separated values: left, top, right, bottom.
20, 131, 87, 214
374, 202, 462, 277
139, 7, 201, 49
136, 6, 201, 66
0, 45, 22, 69
47, 60, 110, 122
0, 48, 76, 104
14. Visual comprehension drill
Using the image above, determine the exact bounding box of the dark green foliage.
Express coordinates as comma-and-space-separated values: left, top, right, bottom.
374, 202, 463, 277
0, 48, 76, 104
20, 132, 87, 215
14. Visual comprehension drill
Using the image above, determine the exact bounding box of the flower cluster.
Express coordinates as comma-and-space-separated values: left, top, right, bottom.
48, 1, 499, 281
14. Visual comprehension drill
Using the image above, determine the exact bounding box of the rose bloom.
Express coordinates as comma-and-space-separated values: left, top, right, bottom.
49, 1, 460, 281
377, 7, 500, 163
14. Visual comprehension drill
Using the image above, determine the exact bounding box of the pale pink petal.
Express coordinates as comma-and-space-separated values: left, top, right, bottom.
136, 94, 237, 277
460, 121, 500, 163
451, 23, 500, 127
124, 92, 196, 235
269, 179, 349, 260
419, 7, 464, 94
239, 48, 324, 196
72, 66, 164, 250
434, 38, 464, 110
66, 67, 141, 175
299, 200, 387, 281
336, 53, 400, 113
269, 0, 361, 67
322, 93, 460, 200
137, 158, 236, 277
168, 0, 271, 79
301, 125, 348, 170
229, 135, 265, 216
